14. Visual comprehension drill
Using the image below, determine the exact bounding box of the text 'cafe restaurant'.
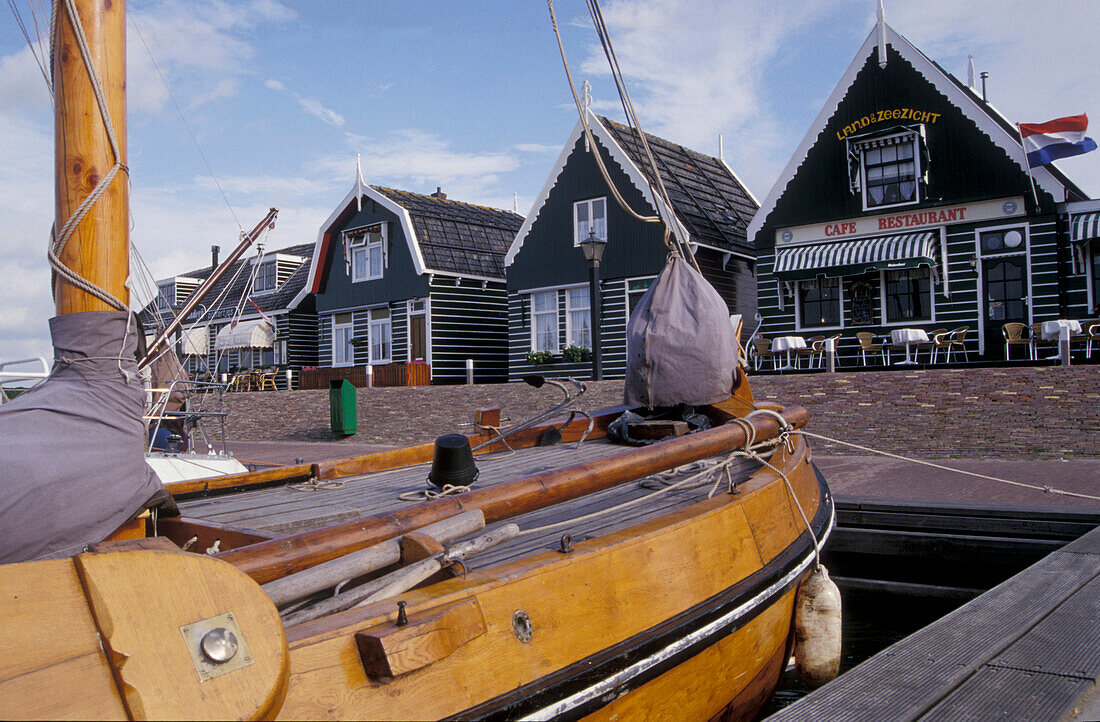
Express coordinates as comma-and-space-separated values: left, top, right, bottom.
748, 20, 1094, 365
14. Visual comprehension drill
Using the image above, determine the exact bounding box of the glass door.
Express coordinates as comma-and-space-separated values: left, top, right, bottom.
982, 256, 1028, 359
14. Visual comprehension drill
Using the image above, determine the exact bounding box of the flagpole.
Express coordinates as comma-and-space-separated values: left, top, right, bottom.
1015, 123, 1041, 210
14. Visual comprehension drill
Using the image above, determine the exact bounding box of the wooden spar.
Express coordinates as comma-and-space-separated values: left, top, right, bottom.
219, 405, 810, 584
261, 510, 486, 606
53, 0, 129, 314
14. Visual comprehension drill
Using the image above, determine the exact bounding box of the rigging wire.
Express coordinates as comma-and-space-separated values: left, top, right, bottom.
7, 0, 51, 94
128, 13, 244, 232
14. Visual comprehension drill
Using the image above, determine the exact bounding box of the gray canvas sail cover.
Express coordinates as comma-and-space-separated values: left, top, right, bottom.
624, 254, 738, 409
0, 311, 168, 563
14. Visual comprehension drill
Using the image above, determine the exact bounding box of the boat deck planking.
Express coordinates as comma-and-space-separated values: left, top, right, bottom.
180, 439, 763, 570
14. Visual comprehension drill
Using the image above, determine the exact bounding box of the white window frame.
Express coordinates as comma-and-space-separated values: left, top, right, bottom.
625, 276, 656, 323
565, 286, 591, 350
253, 258, 278, 294
573, 197, 607, 247
879, 267, 936, 326
794, 277, 845, 332
368, 307, 392, 364
348, 224, 386, 282
530, 290, 559, 353
332, 313, 355, 367
856, 131, 922, 212
156, 281, 174, 311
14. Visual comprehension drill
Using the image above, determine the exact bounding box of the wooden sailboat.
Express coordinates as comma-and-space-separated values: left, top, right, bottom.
0, 1, 834, 719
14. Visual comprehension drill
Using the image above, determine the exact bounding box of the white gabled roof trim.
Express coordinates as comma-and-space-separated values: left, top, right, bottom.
504, 111, 690, 267
747, 23, 1070, 244
291, 179, 431, 309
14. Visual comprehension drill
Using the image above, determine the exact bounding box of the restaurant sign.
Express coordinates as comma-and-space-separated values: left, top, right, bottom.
775, 197, 1025, 246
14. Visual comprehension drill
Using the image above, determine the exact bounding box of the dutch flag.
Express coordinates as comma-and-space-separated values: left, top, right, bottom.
1018, 114, 1097, 167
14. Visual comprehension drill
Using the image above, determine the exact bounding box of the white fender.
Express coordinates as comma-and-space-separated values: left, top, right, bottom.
794, 564, 842, 688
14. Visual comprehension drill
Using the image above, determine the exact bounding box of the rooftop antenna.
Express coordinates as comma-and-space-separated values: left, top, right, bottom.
980, 71, 989, 101
876, 0, 887, 69
967, 55, 976, 90
718, 133, 724, 161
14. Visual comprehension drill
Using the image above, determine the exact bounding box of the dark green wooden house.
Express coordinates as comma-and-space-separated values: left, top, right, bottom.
505, 111, 758, 381
298, 179, 522, 385
748, 20, 1093, 364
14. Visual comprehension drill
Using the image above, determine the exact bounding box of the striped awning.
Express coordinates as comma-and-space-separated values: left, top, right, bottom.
215, 319, 274, 350
181, 326, 208, 356
774, 232, 938, 281
1070, 211, 1100, 243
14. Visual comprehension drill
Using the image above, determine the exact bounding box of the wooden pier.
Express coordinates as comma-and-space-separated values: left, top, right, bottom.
766, 522, 1100, 721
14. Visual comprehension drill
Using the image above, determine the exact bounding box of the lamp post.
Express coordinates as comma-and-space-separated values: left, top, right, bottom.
579, 229, 607, 380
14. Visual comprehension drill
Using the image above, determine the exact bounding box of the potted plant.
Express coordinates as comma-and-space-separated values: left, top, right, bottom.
562, 344, 592, 363
526, 350, 555, 366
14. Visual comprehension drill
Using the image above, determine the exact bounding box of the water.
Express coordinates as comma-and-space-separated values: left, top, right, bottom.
757, 588, 966, 719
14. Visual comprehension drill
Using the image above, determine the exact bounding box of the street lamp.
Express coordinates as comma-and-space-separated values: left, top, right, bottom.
578, 228, 607, 380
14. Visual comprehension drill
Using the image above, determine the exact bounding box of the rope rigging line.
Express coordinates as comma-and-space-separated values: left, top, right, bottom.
581, 0, 702, 271
795, 429, 1100, 503
128, 12, 244, 232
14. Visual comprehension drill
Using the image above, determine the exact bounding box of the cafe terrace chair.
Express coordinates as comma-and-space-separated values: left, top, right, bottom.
855, 332, 884, 367
1029, 323, 1047, 361
1002, 322, 1030, 361
798, 336, 826, 369
751, 336, 776, 371
945, 326, 970, 363
915, 327, 950, 363
1087, 321, 1100, 359
258, 370, 278, 391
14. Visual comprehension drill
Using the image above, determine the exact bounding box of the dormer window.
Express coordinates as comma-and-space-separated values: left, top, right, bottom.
848, 130, 925, 211
156, 282, 175, 311
347, 224, 386, 282
253, 259, 277, 293
574, 197, 607, 246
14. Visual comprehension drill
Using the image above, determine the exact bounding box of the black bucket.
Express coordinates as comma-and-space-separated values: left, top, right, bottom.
427, 434, 479, 488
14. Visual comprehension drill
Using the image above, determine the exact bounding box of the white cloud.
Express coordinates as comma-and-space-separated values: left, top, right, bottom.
515, 143, 562, 154
265, 78, 346, 128
311, 129, 521, 205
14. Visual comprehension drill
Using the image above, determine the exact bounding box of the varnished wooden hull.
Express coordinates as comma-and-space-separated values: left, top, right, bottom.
276, 435, 831, 721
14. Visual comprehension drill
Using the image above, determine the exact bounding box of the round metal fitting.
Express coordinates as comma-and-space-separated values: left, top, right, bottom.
200, 627, 239, 664
512, 610, 533, 643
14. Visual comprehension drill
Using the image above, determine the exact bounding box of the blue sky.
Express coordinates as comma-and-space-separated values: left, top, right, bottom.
2, 0, 1098, 361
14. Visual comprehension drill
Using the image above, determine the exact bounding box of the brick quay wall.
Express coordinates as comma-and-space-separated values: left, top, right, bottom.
223, 366, 1100, 459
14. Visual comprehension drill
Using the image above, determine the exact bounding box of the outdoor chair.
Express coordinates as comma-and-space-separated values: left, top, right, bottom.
1002, 322, 1030, 361
1029, 323, 1047, 361
855, 332, 884, 366
917, 328, 948, 363
1087, 321, 1100, 359
258, 370, 278, 391
798, 336, 826, 369
751, 337, 776, 371
945, 326, 970, 363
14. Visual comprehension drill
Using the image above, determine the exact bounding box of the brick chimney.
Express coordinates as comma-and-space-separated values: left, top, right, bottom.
431, 186, 447, 200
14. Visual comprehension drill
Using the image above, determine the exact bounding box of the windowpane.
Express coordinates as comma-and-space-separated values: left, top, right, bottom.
862, 135, 919, 209
885, 268, 931, 323
369, 244, 383, 277
353, 247, 367, 279
798, 278, 841, 328
531, 291, 558, 353
567, 287, 591, 349
574, 197, 608, 244
533, 290, 556, 312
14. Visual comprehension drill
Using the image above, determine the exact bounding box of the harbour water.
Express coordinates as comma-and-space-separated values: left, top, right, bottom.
757, 588, 965, 719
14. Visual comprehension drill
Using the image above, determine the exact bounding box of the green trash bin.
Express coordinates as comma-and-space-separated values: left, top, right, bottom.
328, 378, 357, 435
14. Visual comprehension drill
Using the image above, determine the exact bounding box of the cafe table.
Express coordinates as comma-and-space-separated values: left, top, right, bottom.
771, 336, 807, 371
890, 328, 929, 365
1041, 319, 1082, 360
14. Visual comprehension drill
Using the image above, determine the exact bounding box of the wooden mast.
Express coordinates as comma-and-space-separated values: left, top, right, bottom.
53, 0, 129, 314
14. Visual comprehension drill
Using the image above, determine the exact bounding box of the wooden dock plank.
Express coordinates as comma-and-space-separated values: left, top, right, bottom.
920, 668, 1090, 722
765, 528, 1100, 721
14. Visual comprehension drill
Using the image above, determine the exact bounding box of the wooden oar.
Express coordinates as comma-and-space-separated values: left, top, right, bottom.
281, 524, 520, 627
262, 510, 485, 606
219, 406, 808, 584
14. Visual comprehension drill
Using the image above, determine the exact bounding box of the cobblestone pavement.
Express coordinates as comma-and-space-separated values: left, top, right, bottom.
223, 366, 1100, 459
